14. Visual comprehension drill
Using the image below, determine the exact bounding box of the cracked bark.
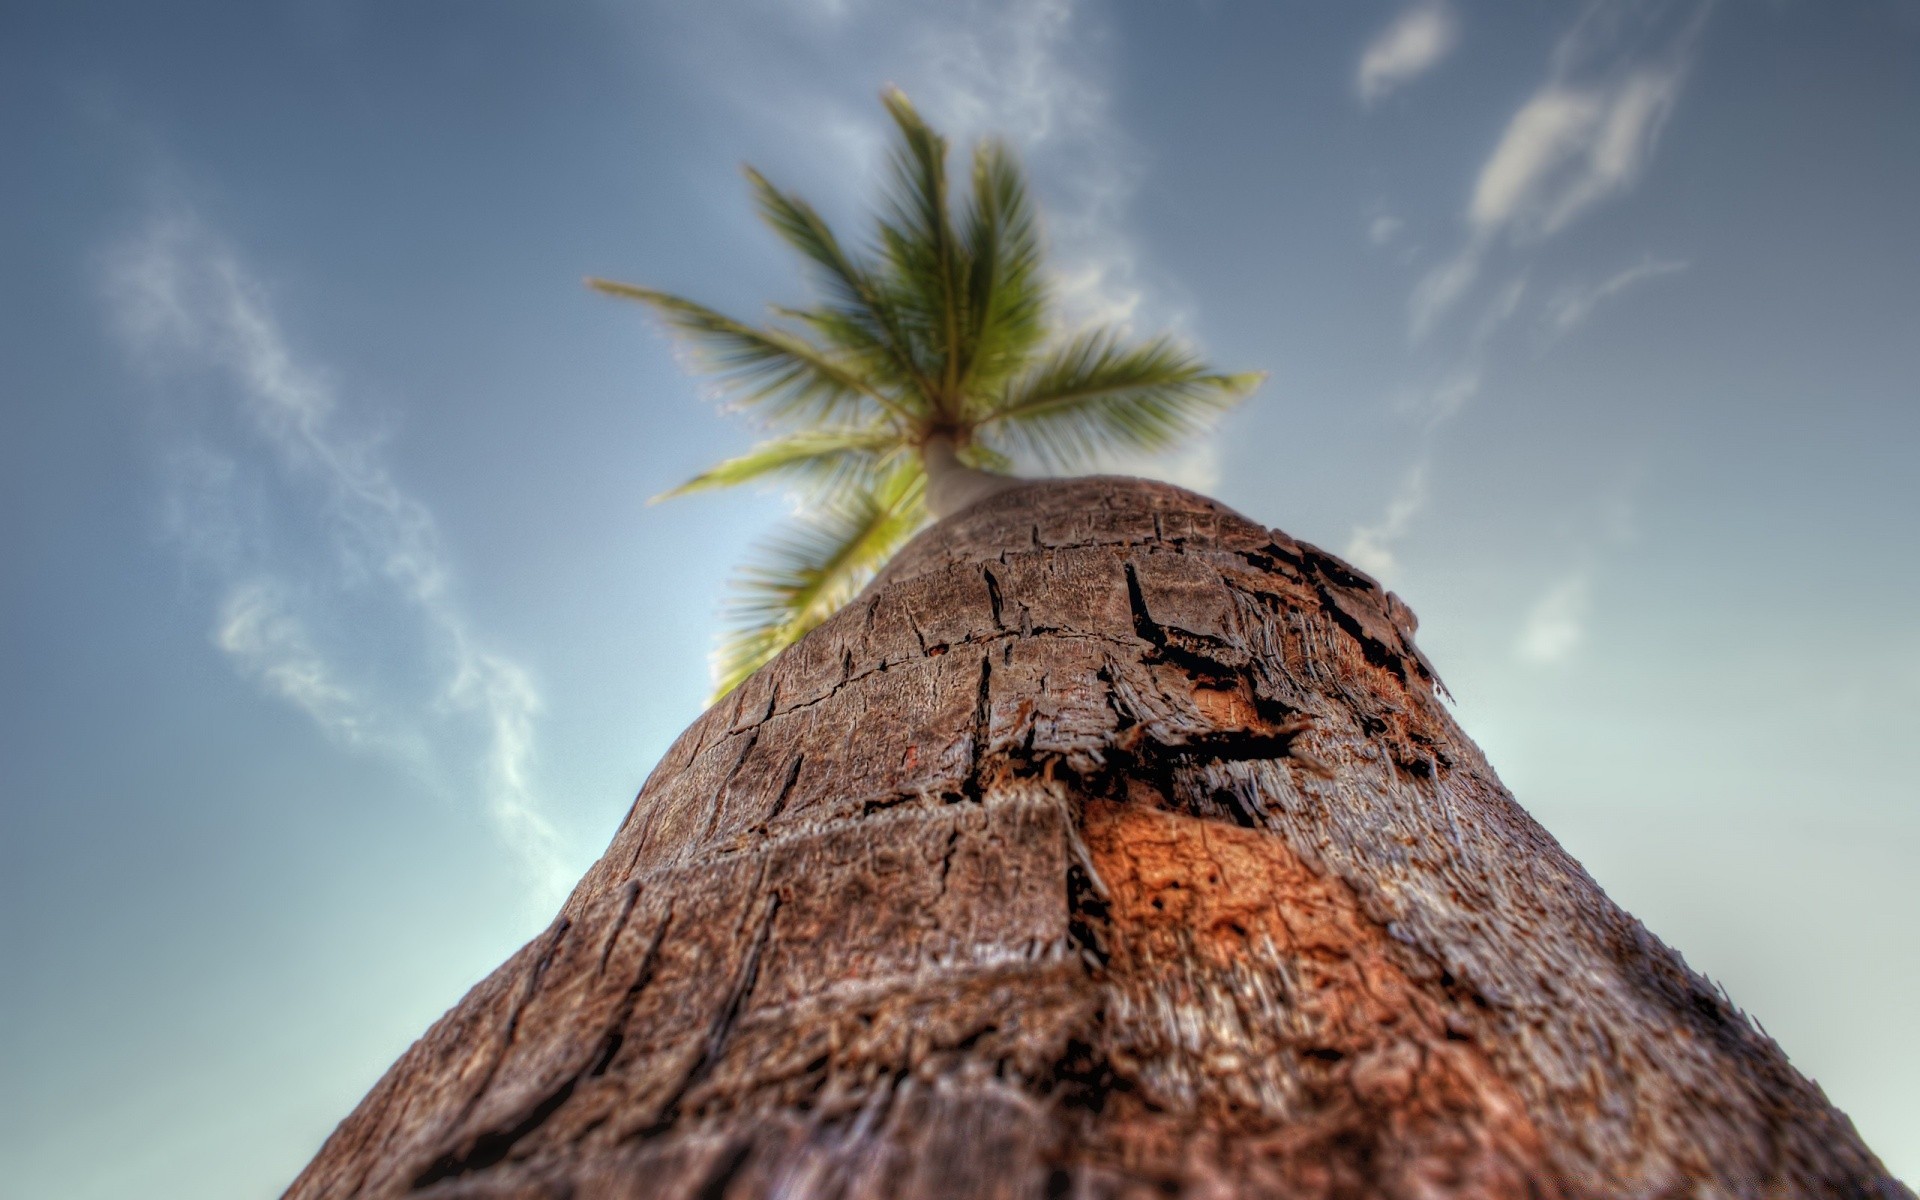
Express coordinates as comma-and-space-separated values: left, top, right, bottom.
287, 477, 1908, 1200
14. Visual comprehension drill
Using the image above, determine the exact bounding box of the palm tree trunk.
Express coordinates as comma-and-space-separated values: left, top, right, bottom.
921, 432, 1023, 519
288, 476, 1909, 1199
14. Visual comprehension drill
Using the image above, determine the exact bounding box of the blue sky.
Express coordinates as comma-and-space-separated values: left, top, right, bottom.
2, 1, 1916, 1194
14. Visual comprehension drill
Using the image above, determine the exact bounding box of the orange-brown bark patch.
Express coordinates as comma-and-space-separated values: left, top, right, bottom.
1077, 799, 1560, 1199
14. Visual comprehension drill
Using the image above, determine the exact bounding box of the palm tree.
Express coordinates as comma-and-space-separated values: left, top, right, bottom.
288, 94, 1909, 1200
588, 89, 1259, 695
289, 477, 1908, 1199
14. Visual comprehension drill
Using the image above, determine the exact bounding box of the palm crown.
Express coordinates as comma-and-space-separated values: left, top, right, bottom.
592, 90, 1261, 697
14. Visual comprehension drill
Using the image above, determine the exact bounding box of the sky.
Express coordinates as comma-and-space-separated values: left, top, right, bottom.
1, 1, 1916, 1194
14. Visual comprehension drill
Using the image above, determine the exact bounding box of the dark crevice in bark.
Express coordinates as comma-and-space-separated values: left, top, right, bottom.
630, 892, 782, 1141
590, 905, 675, 1077
1122, 560, 1243, 686
904, 606, 931, 656
595, 883, 641, 977
1066, 865, 1111, 970
1121, 561, 1158, 646
961, 652, 995, 803
982, 565, 1006, 630
690, 1139, 755, 1200
1311, 580, 1409, 684
701, 725, 762, 844
1053, 1037, 1129, 1120
1300, 544, 1381, 594
1212, 786, 1262, 829
430, 917, 573, 1149
410, 909, 674, 1190
411, 1079, 580, 1189
1093, 663, 1135, 731
1234, 539, 1304, 578
1162, 721, 1313, 767
860, 792, 924, 817
762, 755, 805, 826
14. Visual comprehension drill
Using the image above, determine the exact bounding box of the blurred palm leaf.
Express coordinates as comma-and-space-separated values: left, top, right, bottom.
594, 88, 1261, 699
713, 465, 926, 695
652, 428, 900, 504
979, 331, 1262, 471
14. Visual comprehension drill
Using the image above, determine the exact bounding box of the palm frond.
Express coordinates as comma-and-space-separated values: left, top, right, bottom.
596, 90, 1266, 703
958, 138, 1047, 403
767, 304, 925, 401
711, 465, 929, 697
744, 170, 936, 401
878, 89, 964, 411
979, 330, 1262, 471
653, 427, 905, 503
588, 278, 906, 423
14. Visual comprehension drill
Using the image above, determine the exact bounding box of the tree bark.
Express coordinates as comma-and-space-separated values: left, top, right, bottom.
288, 477, 1908, 1199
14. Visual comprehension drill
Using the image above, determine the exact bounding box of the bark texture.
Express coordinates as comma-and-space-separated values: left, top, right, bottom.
289, 477, 1907, 1199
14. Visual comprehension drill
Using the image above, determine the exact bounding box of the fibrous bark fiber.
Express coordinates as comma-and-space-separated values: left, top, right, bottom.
289, 477, 1908, 1199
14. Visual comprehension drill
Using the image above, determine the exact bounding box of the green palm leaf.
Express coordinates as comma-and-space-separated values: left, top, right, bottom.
979, 330, 1262, 471
958, 138, 1046, 404
595, 90, 1262, 699
876, 90, 965, 412
587, 278, 905, 423
652, 428, 905, 503
712, 464, 929, 697
745, 171, 935, 401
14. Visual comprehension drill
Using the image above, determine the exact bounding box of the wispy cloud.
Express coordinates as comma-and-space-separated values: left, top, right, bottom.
1345, 460, 1430, 578
1357, 1, 1461, 107
1356, 2, 1709, 584
1470, 70, 1683, 242
104, 208, 573, 902
215, 582, 385, 752
1516, 566, 1594, 664
1542, 255, 1688, 339
1411, 0, 1710, 339
1473, 273, 1530, 345
1514, 475, 1641, 665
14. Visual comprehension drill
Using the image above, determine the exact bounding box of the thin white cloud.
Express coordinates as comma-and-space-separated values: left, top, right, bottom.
1410, 246, 1482, 342
1517, 566, 1594, 664
1369, 214, 1405, 247
1358, 1, 1461, 107
1428, 366, 1483, 426
104, 209, 572, 902
1543, 255, 1688, 338
1474, 274, 1530, 346
1514, 478, 1639, 665
1345, 460, 1430, 579
216, 582, 373, 748
1469, 70, 1684, 242
1409, 0, 1710, 339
